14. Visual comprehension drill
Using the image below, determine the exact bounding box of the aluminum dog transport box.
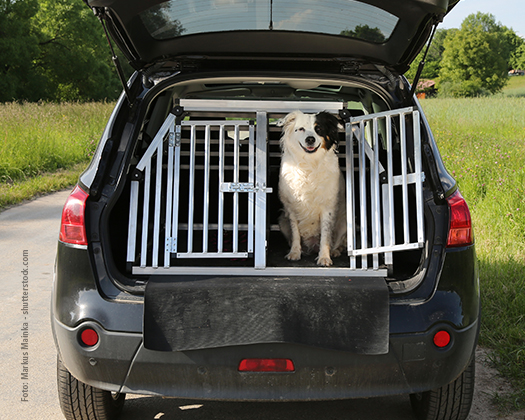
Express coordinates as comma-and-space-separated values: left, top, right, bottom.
126, 99, 425, 276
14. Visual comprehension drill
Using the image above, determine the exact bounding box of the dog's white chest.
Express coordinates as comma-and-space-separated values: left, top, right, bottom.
279, 157, 340, 236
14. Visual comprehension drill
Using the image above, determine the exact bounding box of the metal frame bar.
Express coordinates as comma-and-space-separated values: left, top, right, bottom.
400, 114, 410, 244
187, 124, 196, 253
254, 111, 268, 269
169, 124, 182, 257
384, 114, 394, 266
248, 123, 255, 254
218, 126, 225, 253
180, 99, 344, 113
358, 120, 368, 269
413, 111, 425, 244
233, 125, 240, 253
152, 141, 162, 267
345, 123, 356, 270
202, 125, 211, 253
163, 122, 175, 267
371, 118, 380, 269
133, 266, 388, 277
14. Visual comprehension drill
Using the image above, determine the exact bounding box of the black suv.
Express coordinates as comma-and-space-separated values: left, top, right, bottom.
52, 1, 479, 419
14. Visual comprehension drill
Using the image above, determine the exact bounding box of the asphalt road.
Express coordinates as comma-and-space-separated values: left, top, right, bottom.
0, 189, 514, 420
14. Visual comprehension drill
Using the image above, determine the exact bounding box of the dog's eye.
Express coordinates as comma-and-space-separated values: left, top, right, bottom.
295, 127, 305, 132
314, 125, 322, 135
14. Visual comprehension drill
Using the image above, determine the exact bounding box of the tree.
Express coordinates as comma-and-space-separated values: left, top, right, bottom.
340, 25, 385, 43
32, 0, 123, 101
141, 3, 185, 39
438, 13, 511, 97
511, 43, 525, 70
0, 0, 45, 101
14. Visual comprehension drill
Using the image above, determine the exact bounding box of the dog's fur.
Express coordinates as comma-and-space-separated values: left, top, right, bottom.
277, 110, 346, 266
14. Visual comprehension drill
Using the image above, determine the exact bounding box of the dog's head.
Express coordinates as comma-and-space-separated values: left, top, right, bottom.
278, 110, 342, 155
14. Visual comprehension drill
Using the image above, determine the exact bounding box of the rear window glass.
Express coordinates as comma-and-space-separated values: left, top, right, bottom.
140, 0, 398, 43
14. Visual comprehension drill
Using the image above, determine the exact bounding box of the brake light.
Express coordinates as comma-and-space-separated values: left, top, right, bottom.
446, 190, 473, 248
238, 358, 295, 372
59, 185, 89, 246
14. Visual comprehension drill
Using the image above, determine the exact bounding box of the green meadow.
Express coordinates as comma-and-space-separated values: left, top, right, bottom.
499, 75, 525, 98
0, 101, 114, 207
421, 96, 525, 410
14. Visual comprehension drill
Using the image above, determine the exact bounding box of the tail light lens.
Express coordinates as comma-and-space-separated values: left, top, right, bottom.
433, 330, 451, 348
59, 185, 89, 246
80, 328, 99, 347
238, 358, 295, 372
446, 190, 473, 248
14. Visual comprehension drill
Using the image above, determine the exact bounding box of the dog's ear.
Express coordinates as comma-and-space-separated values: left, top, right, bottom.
316, 111, 342, 130
276, 110, 302, 129
316, 111, 342, 150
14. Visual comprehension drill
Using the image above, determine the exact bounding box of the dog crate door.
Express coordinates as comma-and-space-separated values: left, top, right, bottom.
345, 107, 425, 270
126, 112, 271, 270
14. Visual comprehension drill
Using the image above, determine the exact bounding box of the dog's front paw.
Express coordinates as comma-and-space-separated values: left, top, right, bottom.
331, 248, 341, 258
286, 248, 302, 261
316, 254, 333, 267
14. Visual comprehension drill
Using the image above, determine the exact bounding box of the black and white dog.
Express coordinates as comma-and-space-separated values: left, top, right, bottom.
278, 110, 346, 266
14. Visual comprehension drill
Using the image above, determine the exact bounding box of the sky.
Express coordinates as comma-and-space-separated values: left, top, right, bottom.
441, 0, 524, 38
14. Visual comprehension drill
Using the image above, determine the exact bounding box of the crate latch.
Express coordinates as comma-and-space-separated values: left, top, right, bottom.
220, 182, 273, 194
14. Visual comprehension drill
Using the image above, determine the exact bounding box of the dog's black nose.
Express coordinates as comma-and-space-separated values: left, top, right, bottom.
305, 136, 316, 146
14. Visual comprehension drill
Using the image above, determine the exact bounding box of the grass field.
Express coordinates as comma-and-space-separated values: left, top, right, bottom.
0, 102, 114, 207
421, 96, 525, 411
500, 75, 525, 97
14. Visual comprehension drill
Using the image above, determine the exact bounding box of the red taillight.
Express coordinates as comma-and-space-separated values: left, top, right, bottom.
446, 190, 473, 248
80, 328, 99, 347
238, 358, 295, 372
433, 330, 451, 348
59, 185, 89, 246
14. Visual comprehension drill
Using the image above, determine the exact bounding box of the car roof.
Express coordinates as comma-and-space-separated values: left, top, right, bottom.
87, 0, 460, 73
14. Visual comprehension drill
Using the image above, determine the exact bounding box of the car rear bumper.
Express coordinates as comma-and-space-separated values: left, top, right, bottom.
52, 242, 480, 400
53, 315, 478, 401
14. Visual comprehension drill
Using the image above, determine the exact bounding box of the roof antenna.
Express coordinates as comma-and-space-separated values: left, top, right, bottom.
409, 18, 440, 101
269, 0, 273, 30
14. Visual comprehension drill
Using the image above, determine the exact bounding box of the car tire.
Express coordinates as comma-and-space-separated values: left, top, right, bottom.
410, 356, 475, 420
57, 355, 126, 420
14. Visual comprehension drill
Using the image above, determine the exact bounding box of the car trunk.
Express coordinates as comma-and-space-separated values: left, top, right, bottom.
102, 78, 430, 285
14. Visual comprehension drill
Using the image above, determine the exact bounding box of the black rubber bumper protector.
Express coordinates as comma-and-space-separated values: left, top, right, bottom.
143, 276, 389, 354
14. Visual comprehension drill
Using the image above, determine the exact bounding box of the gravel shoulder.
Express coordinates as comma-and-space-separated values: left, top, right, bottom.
471, 348, 525, 419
